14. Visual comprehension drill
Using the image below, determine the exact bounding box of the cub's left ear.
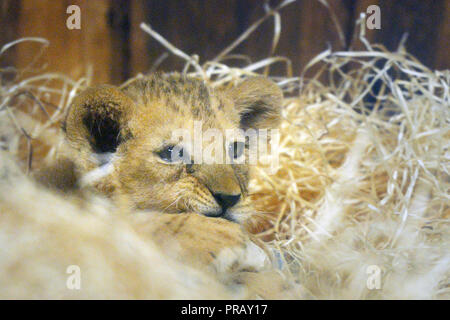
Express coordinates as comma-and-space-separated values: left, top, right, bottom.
231, 77, 283, 130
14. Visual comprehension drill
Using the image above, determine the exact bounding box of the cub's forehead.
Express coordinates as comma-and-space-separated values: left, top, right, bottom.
122, 74, 239, 129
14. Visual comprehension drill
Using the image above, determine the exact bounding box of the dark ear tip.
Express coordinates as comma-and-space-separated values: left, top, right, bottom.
232, 77, 283, 129
65, 85, 134, 126
63, 85, 135, 152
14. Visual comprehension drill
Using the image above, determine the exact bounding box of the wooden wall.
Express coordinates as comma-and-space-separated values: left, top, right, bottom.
1, 0, 449, 85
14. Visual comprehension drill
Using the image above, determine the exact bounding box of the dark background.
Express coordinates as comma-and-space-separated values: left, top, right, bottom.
1, 0, 449, 85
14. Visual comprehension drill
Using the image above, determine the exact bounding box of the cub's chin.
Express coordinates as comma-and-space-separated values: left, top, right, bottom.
204, 211, 238, 223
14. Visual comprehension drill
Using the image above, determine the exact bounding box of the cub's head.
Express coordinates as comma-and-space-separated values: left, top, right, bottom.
63, 73, 282, 222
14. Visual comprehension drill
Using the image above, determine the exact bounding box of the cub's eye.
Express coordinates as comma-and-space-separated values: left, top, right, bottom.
157, 145, 184, 163
228, 141, 245, 160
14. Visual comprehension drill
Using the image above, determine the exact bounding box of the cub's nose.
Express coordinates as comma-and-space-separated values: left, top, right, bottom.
213, 193, 241, 211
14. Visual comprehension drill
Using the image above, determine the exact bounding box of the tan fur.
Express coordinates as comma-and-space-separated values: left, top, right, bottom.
2, 150, 303, 299
0, 152, 231, 299
26, 74, 288, 297
56, 74, 282, 219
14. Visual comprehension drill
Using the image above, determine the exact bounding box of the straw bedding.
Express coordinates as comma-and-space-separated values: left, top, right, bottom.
0, 6, 448, 299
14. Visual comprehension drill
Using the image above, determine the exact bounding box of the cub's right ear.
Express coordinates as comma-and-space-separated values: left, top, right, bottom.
230, 77, 283, 130
63, 85, 135, 157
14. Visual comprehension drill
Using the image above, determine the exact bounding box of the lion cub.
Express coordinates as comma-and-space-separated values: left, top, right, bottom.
36, 73, 283, 274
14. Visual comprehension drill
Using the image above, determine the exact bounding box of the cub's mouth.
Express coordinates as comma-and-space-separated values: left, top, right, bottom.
212, 212, 238, 223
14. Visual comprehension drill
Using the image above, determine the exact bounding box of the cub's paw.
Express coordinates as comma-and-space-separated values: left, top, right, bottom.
131, 212, 268, 273
211, 240, 269, 275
